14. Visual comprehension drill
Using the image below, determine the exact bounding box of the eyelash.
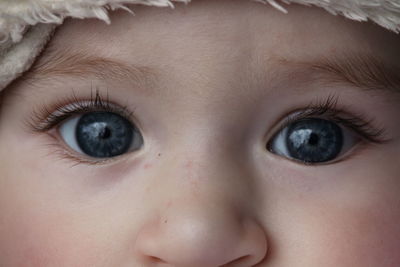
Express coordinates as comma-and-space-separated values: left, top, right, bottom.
28, 89, 135, 133
276, 94, 389, 145
26, 89, 136, 166
26, 90, 389, 165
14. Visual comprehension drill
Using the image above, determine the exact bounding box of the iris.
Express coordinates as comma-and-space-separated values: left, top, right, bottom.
76, 112, 135, 158
285, 118, 343, 163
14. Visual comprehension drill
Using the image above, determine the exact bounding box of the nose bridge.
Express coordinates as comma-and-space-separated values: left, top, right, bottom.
166, 132, 255, 208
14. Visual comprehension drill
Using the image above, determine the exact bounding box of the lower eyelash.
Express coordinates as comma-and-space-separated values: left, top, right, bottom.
41, 137, 112, 167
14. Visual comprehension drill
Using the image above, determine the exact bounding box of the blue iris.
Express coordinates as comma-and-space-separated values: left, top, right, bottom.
285, 118, 343, 163
76, 112, 135, 158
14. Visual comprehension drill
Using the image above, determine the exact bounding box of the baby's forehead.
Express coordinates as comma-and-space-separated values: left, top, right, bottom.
51, 2, 399, 64
35, 1, 400, 89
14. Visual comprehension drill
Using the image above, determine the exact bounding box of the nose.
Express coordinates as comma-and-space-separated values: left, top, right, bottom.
135, 207, 267, 267
134, 152, 268, 266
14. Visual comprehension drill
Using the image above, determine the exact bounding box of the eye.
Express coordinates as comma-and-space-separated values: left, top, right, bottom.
59, 111, 143, 158
267, 118, 359, 164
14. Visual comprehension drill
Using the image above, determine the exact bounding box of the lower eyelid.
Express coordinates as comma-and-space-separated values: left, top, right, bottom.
43, 127, 92, 165
327, 140, 371, 165
45, 131, 118, 166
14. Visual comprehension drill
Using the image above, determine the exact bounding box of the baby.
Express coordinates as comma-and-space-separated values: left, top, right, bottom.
0, 0, 400, 266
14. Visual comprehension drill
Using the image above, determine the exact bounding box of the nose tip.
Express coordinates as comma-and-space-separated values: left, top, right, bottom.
134, 204, 268, 267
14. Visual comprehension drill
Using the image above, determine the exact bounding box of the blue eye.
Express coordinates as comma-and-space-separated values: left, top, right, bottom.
268, 118, 358, 164
59, 111, 143, 158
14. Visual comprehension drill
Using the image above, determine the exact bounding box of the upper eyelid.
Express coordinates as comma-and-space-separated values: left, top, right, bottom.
299, 110, 388, 144
267, 96, 389, 145
26, 89, 137, 133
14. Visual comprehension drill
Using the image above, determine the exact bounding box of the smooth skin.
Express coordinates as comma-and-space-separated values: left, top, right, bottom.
1, 0, 400, 266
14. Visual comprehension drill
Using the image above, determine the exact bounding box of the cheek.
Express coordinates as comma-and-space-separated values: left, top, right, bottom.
305, 197, 400, 266
0, 199, 104, 267
0, 163, 107, 266
272, 161, 400, 266
0, 130, 151, 267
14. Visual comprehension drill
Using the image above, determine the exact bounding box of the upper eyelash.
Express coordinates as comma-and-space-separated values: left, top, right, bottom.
27, 88, 135, 133
27, 90, 389, 146
278, 94, 390, 144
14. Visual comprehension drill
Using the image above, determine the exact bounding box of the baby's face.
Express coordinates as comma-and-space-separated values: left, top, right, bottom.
1, 0, 400, 266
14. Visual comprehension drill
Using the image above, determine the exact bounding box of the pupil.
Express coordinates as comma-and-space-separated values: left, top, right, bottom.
308, 133, 319, 146
99, 127, 112, 139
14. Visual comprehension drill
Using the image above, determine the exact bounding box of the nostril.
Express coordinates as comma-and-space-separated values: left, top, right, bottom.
220, 255, 252, 267
147, 255, 167, 264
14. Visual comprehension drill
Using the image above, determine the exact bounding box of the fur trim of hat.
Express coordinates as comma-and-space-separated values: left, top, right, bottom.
1, 0, 400, 92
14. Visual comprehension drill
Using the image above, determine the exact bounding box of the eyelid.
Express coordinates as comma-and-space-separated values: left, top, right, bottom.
44, 131, 128, 166
43, 100, 134, 130
24, 89, 145, 166
268, 94, 390, 146
268, 119, 362, 166
26, 89, 139, 134
52, 114, 143, 165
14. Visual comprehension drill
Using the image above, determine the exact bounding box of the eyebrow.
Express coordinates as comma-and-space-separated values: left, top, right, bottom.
279, 53, 400, 95
22, 47, 400, 96
22, 47, 159, 95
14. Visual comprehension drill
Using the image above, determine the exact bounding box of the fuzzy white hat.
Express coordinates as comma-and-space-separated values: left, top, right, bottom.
1, 0, 400, 92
